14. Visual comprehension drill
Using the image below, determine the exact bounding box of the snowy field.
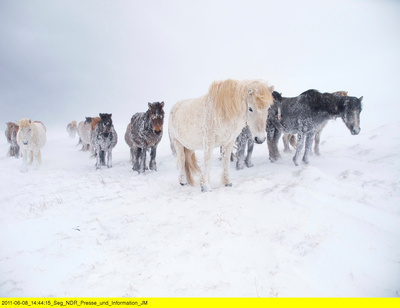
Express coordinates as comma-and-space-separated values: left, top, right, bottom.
0, 115, 399, 297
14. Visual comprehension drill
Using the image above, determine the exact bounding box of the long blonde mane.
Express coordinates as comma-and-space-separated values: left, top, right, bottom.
207, 79, 274, 120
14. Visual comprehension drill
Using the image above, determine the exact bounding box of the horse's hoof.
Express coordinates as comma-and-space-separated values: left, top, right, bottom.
245, 161, 254, 168
225, 183, 233, 187
180, 182, 187, 186
236, 161, 245, 170
201, 186, 211, 192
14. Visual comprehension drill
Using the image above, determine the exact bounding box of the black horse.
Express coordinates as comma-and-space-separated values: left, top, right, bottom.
267, 90, 363, 166
128, 102, 165, 173
91, 113, 118, 169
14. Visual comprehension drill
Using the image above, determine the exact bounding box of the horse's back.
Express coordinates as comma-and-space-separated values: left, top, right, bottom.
130, 112, 145, 129
125, 122, 133, 147
169, 97, 207, 150
34, 122, 47, 148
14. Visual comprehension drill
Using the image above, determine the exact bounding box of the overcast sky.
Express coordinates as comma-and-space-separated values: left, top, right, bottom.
1, 0, 399, 128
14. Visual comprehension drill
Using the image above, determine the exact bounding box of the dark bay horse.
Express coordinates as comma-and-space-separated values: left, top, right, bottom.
127, 102, 165, 173
5, 122, 20, 158
267, 90, 363, 166
91, 113, 118, 169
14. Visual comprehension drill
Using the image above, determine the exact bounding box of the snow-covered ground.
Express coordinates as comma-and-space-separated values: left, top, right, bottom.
0, 117, 399, 297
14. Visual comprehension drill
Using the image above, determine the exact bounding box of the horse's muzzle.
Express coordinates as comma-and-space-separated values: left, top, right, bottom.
154, 129, 162, 135
254, 136, 266, 144
22, 141, 28, 145
103, 132, 110, 138
351, 128, 361, 135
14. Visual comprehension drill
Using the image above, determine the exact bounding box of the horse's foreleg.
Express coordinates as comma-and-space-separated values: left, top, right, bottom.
303, 132, 314, 164
200, 150, 212, 192
149, 146, 157, 171
95, 147, 101, 169
293, 133, 305, 166
236, 135, 247, 170
245, 138, 254, 168
107, 149, 112, 168
221, 141, 235, 187
267, 125, 281, 162
32, 149, 41, 169
132, 147, 141, 172
314, 122, 327, 156
139, 147, 146, 173
282, 134, 291, 153
20, 149, 28, 172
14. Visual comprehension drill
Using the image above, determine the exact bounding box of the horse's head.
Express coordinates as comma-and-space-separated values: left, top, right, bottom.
246, 83, 274, 144
17, 118, 33, 145
269, 91, 283, 121
99, 113, 113, 137
85, 117, 93, 123
342, 96, 363, 135
148, 102, 165, 135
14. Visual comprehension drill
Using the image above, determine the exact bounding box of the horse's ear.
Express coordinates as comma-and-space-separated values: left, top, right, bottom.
268, 85, 275, 93
29, 119, 31, 124
359, 96, 363, 102
161, 101, 165, 108
247, 89, 254, 95
148, 102, 152, 109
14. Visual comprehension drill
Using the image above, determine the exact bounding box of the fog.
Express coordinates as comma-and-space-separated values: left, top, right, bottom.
1, 0, 399, 128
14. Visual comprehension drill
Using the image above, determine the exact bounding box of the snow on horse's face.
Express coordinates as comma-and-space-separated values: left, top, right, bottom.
245, 88, 270, 144
342, 96, 363, 135
99, 114, 113, 137
148, 102, 165, 135
18, 119, 33, 145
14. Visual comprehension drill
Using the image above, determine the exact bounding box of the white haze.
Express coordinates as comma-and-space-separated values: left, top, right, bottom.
0, 0, 400, 298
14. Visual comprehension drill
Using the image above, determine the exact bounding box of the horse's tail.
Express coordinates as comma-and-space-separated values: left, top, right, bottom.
184, 147, 200, 186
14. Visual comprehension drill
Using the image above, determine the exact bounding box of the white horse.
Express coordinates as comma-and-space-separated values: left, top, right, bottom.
169, 79, 274, 192
17, 119, 47, 172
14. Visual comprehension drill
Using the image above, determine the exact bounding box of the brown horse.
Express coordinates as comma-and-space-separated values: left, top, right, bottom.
66, 121, 78, 138
5, 122, 20, 158
77, 117, 100, 153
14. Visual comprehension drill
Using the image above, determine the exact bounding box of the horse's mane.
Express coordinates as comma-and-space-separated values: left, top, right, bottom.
301, 89, 346, 115
332, 91, 348, 97
208, 79, 273, 119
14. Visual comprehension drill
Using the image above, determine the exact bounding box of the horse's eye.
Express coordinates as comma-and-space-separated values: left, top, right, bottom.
248, 107, 253, 112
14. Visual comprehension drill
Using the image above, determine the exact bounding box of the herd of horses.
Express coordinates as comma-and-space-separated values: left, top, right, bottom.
5, 79, 363, 191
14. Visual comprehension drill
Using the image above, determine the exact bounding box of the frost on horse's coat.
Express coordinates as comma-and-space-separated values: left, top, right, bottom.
5, 122, 20, 158
16, 118, 47, 172
169, 79, 274, 192
126, 102, 165, 173
281, 91, 349, 155
91, 113, 118, 169
267, 89, 362, 166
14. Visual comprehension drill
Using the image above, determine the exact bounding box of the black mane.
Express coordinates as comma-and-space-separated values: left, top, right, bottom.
301, 89, 345, 115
